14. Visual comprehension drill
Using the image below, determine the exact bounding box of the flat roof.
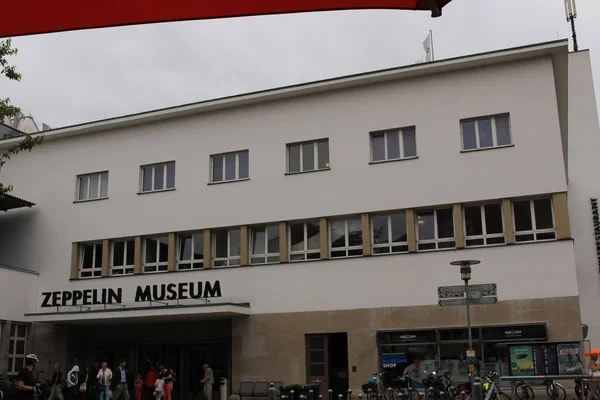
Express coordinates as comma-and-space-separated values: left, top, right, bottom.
0, 39, 569, 149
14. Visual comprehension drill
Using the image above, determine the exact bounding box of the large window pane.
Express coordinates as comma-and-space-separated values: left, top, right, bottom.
89, 174, 99, 199
179, 235, 192, 260
94, 244, 102, 270
252, 228, 266, 255
100, 172, 109, 197
230, 229, 241, 257
225, 154, 236, 180
437, 209, 454, 238
145, 239, 157, 263
331, 220, 346, 248
534, 199, 554, 230
239, 151, 249, 179
113, 241, 125, 266
307, 223, 320, 249
485, 204, 504, 234
372, 215, 389, 244
212, 155, 224, 182
462, 121, 477, 150
267, 225, 279, 253
478, 119, 493, 148
158, 237, 168, 263
348, 218, 363, 247
193, 233, 204, 260
391, 213, 407, 242
495, 115, 511, 146
387, 131, 400, 160
126, 240, 135, 265
372, 134, 385, 161
303, 143, 315, 171
290, 223, 305, 252
318, 140, 329, 169
464, 206, 483, 236
79, 177, 89, 200
166, 162, 176, 189
154, 165, 164, 190
214, 231, 228, 258
82, 245, 93, 268
417, 211, 435, 240
403, 128, 417, 158
143, 166, 153, 191
514, 201, 533, 231
289, 144, 301, 173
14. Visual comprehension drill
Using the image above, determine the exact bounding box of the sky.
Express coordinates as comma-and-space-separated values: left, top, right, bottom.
0, 0, 599, 128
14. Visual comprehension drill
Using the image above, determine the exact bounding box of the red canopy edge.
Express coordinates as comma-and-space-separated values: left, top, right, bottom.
1, 0, 453, 38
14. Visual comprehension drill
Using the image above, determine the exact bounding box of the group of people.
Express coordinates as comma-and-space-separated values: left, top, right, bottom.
14, 354, 213, 400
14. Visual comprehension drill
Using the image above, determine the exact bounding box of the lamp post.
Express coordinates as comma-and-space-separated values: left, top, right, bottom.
450, 260, 481, 399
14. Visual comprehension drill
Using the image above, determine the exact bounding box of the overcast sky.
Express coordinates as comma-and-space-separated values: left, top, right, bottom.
0, 0, 598, 128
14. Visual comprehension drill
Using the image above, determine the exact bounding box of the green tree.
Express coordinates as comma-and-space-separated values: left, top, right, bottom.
0, 38, 43, 198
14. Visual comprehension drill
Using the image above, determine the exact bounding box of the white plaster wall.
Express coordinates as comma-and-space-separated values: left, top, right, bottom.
567, 50, 600, 348
0, 267, 38, 321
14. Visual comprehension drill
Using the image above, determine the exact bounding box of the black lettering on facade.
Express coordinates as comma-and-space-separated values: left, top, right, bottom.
41, 292, 52, 307
166, 284, 177, 300
108, 288, 122, 304
178, 282, 188, 299
73, 290, 83, 305
153, 284, 166, 301
52, 292, 60, 307
204, 280, 222, 298
83, 290, 92, 305
62, 291, 73, 304
592, 198, 600, 271
92, 289, 99, 305
135, 286, 152, 302
190, 282, 203, 299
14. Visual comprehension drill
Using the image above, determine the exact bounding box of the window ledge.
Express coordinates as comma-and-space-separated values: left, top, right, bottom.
73, 197, 109, 204
285, 168, 331, 176
207, 178, 250, 186
461, 144, 515, 153
137, 188, 176, 195
369, 156, 418, 165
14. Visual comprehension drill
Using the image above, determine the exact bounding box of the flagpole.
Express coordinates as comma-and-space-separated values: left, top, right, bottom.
430, 29, 435, 61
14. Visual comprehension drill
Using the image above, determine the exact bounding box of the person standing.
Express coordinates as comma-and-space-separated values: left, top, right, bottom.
112, 360, 131, 400
586, 355, 600, 400
134, 375, 143, 400
96, 362, 113, 400
88, 363, 99, 400
49, 363, 64, 400
144, 366, 158, 400
154, 376, 165, 400
159, 367, 172, 400
16, 354, 40, 400
67, 366, 80, 400
200, 365, 214, 400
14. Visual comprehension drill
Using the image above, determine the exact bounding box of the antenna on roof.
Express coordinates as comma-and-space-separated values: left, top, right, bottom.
564, 0, 579, 51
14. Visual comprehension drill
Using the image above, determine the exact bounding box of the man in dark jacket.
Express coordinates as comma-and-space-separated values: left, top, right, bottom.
88, 363, 99, 400
112, 360, 131, 400
49, 363, 64, 400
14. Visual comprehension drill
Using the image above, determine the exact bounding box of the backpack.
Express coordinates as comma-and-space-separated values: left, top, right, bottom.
169, 370, 176, 383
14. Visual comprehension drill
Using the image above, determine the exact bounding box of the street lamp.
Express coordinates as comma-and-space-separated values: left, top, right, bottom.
450, 260, 481, 400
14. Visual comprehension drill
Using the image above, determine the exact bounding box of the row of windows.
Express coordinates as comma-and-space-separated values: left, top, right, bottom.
78, 196, 554, 278
75, 113, 512, 201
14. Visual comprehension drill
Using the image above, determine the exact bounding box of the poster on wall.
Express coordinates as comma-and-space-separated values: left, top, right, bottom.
557, 344, 583, 375
509, 345, 535, 376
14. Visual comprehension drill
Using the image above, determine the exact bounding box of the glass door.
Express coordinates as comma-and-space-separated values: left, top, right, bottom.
306, 335, 329, 395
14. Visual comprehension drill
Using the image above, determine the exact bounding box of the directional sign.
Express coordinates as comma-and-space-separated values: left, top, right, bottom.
438, 285, 466, 299
438, 283, 497, 299
439, 297, 498, 307
469, 283, 497, 296
467, 290, 482, 300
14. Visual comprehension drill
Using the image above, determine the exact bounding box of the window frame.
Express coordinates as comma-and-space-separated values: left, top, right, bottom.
371, 212, 409, 255
79, 242, 103, 278
512, 198, 557, 243
329, 216, 363, 258
212, 228, 242, 267
463, 203, 506, 247
286, 138, 330, 174
177, 232, 205, 270
139, 161, 176, 193
288, 220, 321, 262
8, 323, 27, 375
370, 127, 417, 163
250, 225, 280, 265
75, 171, 109, 202
460, 114, 512, 151
209, 150, 249, 184
110, 239, 135, 276
416, 208, 456, 251
143, 236, 169, 273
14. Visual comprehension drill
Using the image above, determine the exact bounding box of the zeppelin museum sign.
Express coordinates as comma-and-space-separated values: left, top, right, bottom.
41, 280, 222, 308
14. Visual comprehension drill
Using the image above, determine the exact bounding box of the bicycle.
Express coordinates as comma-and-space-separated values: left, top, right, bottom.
514, 380, 534, 400
544, 380, 567, 400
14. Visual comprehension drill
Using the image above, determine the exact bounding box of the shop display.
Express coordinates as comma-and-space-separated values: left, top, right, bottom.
508, 342, 582, 376
509, 346, 535, 376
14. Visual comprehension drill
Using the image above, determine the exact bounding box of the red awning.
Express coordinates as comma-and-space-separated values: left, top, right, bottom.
1, 0, 453, 38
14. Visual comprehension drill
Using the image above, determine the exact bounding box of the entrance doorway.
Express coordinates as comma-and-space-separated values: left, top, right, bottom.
306, 333, 349, 398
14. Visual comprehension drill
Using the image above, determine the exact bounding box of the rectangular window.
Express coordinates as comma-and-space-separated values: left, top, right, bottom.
213, 228, 241, 267
416, 208, 455, 251
372, 212, 408, 254
143, 236, 169, 273
513, 198, 556, 242
211, 150, 249, 183
140, 162, 175, 193
463, 204, 505, 247
370, 127, 417, 162
111, 239, 135, 275
79, 243, 103, 278
251, 225, 280, 264
287, 139, 330, 173
461, 114, 511, 151
178, 232, 204, 270
8, 323, 27, 375
330, 216, 363, 258
289, 221, 321, 261
76, 171, 108, 201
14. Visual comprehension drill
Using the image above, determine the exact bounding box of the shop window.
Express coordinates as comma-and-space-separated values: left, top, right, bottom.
111, 239, 135, 275
463, 204, 505, 247
289, 220, 321, 261
372, 212, 408, 254
8, 323, 27, 375
213, 228, 241, 267
513, 198, 556, 242
251, 225, 280, 264
79, 243, 102, 278
144, 236, 168, 273
330, 216, 363, 258
416, 208, 455, 251
178, 232, 204, 270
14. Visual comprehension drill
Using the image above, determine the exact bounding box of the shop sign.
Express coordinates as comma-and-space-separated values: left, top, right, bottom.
41, 280, 222, 308
591, 198, 600, 269
481, 324, 547, 341
377, 330, 437, 344
381, 353, 408, 369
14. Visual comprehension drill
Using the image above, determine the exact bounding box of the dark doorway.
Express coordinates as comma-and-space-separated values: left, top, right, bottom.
328, 333, 349, 399
305, 333, 348, 398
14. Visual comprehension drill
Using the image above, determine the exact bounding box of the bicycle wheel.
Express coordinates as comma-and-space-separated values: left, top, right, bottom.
546, 383, 567, 400
495, 391, 511, 400
409, 389, 421, 400
515, 384, 534, 400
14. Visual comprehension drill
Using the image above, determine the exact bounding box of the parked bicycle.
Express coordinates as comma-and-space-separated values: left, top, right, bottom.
0, 375, 17, 400
514, 378, 566, 400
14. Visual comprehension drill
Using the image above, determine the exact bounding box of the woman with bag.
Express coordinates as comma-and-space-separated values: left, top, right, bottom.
67, 366, 80, 400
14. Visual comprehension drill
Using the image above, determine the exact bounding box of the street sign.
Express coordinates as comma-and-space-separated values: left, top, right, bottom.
438, 283, 497, 299
467, 290, 482, 300
438, 285, 466, 299
439, 296, 498, 307
469, 283, 497, 296
466, 349, 476, 358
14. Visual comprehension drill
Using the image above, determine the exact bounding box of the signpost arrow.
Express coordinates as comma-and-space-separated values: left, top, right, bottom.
439, 296, 498, 307
438, 285, 465, 299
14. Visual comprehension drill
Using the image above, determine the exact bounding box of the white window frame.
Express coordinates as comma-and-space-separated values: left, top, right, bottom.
8, 323, 27, 375
139, 161, 176, 193
460, 114, 512, 151
329, 216, 363, 258
371, 213, 409, 254
370, 127, 417, 162
250, 225, 280, 265
177, 232, 204, 270
76, 171, 109, 201
110, 239, 135, 275
143, 236, 169, 273
463, 204, 506, 247
513, 198, 556, 243
288, 221, 321, 261
286, 139, 330, 173
416, 208, 456, 251
212, 228, 241, 267
79, 243, 103, 278
210, 150, 249, 183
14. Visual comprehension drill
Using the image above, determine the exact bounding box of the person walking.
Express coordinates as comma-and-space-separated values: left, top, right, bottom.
96, 362, 113, 400
159, 367, 172, 400
134, 375, 143, 400
49, 363, 65, 400
112, 360, 131, 400
67, 366, 80, 400
200, 365, 214, 400
154, 377, 165, 400
16, 354, 40, 400
144, 366, 158, 400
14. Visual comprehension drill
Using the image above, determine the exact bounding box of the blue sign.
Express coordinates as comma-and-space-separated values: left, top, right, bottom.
382, 353, 407, 368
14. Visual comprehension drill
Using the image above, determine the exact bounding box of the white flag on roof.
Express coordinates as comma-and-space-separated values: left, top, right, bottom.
422, 31, 433, 62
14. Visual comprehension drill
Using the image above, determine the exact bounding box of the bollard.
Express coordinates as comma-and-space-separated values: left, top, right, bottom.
291, 390, 296, 400
367, 388, 373, 400
472, 378, 483, 400
319, 395, 323, 400
347, 389, 352, 400
329, 389, 333, 400
338, 394, 343, 400
309, 390, 314, 400
387, 388, 393, 400
268, 384, 276, 400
